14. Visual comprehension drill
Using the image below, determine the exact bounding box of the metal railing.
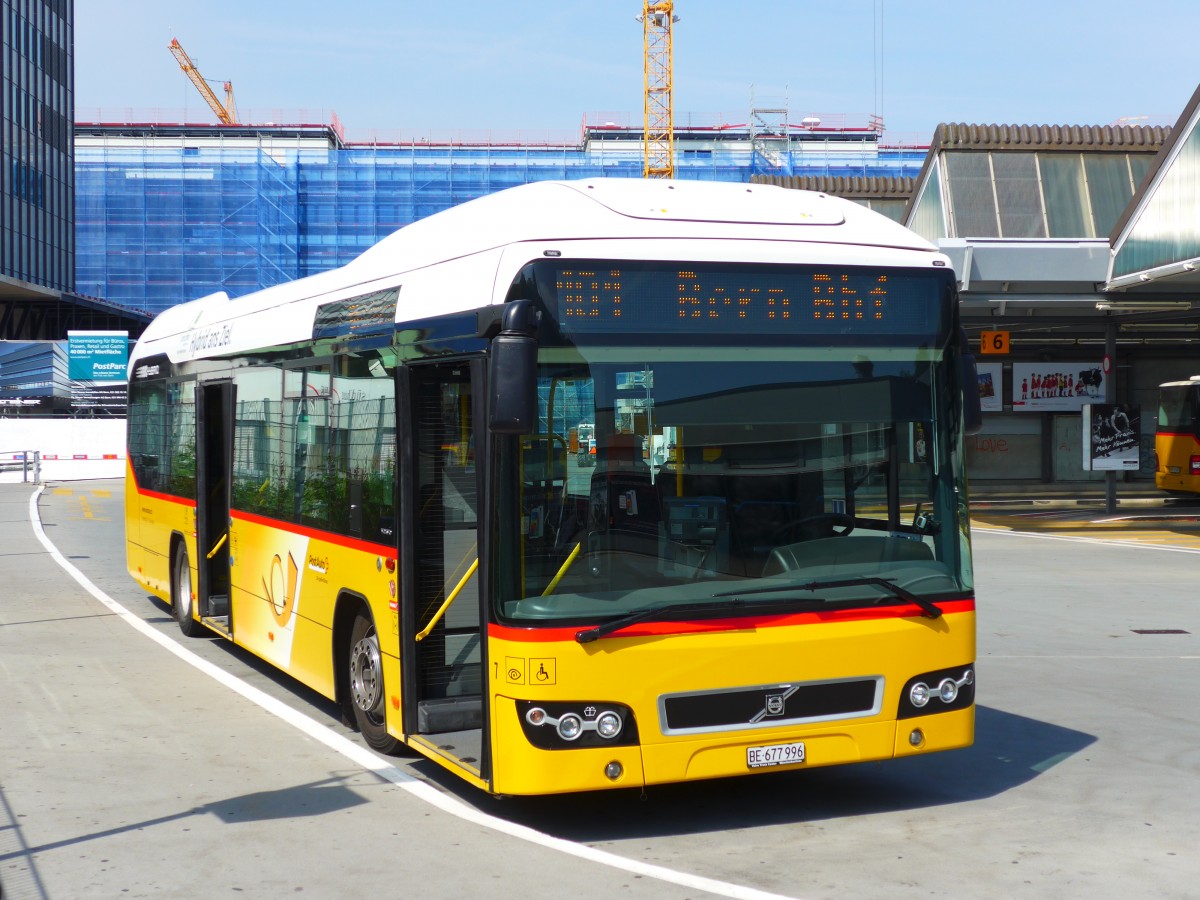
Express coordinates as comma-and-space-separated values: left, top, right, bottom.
0, 451, 41, 482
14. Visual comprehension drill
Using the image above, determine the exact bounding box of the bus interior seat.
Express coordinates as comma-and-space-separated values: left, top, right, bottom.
731, 499, 801, 574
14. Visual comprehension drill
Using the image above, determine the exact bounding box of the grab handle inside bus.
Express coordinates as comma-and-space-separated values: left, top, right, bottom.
488, 299, 539, 434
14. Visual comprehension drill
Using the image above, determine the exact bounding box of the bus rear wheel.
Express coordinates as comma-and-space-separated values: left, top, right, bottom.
173, 546, 203, 637
348, 610, 400, 753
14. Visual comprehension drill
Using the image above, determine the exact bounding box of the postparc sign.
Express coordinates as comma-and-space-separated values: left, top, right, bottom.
68, 331, 129, 411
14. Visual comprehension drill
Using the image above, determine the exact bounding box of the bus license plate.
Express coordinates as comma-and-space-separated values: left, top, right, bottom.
747, 741, 806, 768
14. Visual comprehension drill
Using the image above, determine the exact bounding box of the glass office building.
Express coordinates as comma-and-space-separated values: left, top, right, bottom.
1, 0, 73, 292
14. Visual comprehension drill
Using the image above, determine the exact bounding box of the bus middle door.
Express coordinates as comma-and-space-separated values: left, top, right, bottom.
196, 380, 234, 634
402, 360, 488, 779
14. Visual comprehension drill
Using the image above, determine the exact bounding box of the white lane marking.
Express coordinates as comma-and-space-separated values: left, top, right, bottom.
973, 526, 1200, 554
29, 487, 798, 900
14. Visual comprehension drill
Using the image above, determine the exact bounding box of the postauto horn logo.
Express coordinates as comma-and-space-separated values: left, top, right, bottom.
263, 552, 298, 627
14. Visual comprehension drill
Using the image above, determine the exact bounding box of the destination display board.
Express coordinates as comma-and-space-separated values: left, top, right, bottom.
535, 261, 948, 336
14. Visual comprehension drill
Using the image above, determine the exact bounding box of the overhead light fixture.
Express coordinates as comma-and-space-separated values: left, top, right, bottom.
1120, 322, 1200, 332
1095, 300, 1194, 312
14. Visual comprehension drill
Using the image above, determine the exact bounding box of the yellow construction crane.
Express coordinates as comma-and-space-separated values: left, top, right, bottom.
639, 1, 677, 178
168, 37, 238, 125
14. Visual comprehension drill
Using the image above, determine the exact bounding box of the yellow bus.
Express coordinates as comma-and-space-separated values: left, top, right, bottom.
125, 178, 981, 795
1155, 376, 1200, 494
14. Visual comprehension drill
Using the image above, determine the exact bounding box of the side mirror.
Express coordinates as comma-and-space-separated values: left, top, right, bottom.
488, 300, 539, 434
959, 328, 983, 436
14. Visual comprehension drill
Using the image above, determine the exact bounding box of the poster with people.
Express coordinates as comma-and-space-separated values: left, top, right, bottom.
1011, 361, 1105, 412
1083, 404, 1140, 471
976, 362, 1002, 412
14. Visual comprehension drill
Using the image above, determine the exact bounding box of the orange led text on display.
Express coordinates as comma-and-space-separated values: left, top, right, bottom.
555, 268, 891, 325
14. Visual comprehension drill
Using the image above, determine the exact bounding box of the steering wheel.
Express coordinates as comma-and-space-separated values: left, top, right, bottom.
771, 513, 856, 543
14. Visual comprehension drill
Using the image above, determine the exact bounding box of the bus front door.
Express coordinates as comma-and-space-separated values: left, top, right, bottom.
403, 361, 488, 779
196, 380, 234, 634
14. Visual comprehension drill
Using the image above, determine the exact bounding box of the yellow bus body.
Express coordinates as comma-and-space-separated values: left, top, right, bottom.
487, 610, 973, 795
1155, 430, 1200, 493
126, 471, 402, 713
128, 466, 973, 795
125, 462, 193, 601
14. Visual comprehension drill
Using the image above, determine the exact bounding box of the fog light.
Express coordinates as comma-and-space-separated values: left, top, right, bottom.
557, 712, 583, 741
909, 682, 930, 708
604, 761, 623, 780
909, 729, 924, 747
596, 710, 623, 739
938, 678, 959, 703
526, 707, 546, 726
962, 668, 975, 686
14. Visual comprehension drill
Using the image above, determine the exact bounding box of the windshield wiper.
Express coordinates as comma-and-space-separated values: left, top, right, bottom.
576, 599, 740, 643
576, 597, 805, 643
576, 575, 941, 644
715, 576, 942, 619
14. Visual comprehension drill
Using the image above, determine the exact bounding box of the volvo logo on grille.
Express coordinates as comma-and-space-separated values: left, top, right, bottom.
750, 685, 799, 723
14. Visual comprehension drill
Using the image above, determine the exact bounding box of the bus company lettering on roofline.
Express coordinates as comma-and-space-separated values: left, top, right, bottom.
183, 323, 234, 355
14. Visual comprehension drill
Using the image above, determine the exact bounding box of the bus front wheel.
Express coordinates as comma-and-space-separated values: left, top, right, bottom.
348, 610, 400, 753
173, 546, 203, 638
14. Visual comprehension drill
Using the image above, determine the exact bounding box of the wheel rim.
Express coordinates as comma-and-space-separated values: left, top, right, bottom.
176, 556, 191, 619
349, 627, 384, 722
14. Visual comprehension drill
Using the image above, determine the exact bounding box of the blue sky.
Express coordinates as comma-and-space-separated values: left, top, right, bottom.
75, 1, 1197, 143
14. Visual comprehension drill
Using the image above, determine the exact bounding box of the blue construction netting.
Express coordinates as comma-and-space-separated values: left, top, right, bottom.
75, 144, 927, 314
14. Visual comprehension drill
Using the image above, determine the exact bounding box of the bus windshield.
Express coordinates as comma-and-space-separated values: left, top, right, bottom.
493, 346, 973, 627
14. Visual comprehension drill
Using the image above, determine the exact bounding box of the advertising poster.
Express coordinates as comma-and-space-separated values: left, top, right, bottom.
1083, 404, 1140, 471
976, 362, 1003, 412
68, 330, 129, 411
1011, 361, 1105, 412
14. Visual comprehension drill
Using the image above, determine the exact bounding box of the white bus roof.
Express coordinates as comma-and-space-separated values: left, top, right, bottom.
132, 178, 947, 365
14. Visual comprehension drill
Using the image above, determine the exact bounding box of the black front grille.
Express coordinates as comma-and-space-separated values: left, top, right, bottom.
661, 678, 881, 734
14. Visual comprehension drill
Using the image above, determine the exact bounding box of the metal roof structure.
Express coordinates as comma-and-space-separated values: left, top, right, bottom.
749, 174, 913, 198
925, 122, 1170, 151
1108, 83, 1200, 293
0, 277, 152, 341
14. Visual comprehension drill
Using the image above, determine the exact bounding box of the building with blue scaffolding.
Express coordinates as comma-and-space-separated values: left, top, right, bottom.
73, 115, 927, 315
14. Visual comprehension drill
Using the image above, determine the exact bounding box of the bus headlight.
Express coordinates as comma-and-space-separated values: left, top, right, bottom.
596, 710, 623, 739
938, 678, 959, 703
556, 713, 583, 741
899, 665, 975, 719
516, 700, 638, 749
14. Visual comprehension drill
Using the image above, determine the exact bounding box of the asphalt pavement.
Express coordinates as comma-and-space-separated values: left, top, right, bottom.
4, 478, 1200, 899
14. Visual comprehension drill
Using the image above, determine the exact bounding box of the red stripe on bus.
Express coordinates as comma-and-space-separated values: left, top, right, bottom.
488, 597, 976, 642
132, 483, 394, 557
136, 485, 197, 508
232, 509, 395, 557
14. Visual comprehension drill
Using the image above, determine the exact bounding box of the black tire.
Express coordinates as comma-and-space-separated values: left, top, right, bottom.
173, 546, 204, 637
347, 610, 401, 753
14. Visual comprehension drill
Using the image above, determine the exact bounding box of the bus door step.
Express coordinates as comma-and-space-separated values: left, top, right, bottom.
201, 614, 230, 635
207, 594, 230, 617
418, 697, 482, 733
